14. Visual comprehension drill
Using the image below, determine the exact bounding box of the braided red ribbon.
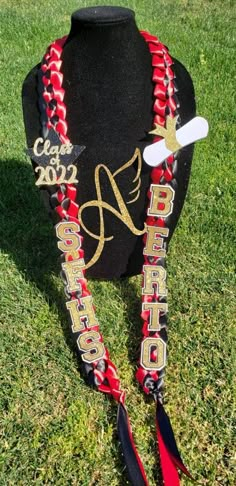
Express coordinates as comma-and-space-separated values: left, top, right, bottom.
38, 31, 192, 485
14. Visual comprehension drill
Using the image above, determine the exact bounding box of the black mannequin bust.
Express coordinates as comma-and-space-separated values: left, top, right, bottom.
22, 6, 196, 278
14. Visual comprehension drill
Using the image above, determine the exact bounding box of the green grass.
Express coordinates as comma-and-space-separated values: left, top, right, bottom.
0, 0, 235, 484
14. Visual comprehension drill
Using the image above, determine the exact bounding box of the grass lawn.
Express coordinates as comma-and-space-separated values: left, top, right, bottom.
0, 0, 235, 484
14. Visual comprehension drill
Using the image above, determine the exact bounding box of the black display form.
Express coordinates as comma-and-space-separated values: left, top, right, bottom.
22, 6, 196, 279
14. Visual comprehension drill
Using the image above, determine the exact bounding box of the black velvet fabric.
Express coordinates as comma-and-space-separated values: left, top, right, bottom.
22, 6, 196, 279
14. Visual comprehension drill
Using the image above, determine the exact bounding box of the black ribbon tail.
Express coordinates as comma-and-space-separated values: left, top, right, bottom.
117, 401, 148, 486
156, 401, 194, 481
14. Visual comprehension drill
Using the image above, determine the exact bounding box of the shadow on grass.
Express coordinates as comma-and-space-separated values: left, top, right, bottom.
0, 158, 145, 368
0, 157, 161, 484
0, 158, 79, 361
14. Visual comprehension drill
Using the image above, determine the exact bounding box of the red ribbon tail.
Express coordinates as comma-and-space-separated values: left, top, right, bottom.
157, 427, 180, 486
156, 401, 194, 485
117, 399, 148, 486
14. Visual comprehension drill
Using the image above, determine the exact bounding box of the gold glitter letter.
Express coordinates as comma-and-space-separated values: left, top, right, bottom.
66, 296, 98, 333
56, 221, 81, 260
142, 302, 168, 331
142, 265, 167, 296
148, 184, 175, 218
141, 337, 166, 370
78, 330, 105, 363
143, 225, 169, 258
62, 259, 85, 294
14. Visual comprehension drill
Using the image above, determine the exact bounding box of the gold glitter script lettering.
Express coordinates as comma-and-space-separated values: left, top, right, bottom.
79, 148, 146, 269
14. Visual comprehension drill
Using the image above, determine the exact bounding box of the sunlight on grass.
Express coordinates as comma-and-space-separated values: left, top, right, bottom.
0, 1, 235, 484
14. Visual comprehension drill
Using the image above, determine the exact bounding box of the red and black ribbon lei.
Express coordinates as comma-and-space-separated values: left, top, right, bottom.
34, 31, 193, 486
